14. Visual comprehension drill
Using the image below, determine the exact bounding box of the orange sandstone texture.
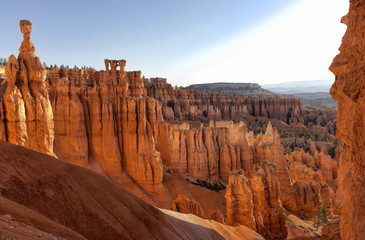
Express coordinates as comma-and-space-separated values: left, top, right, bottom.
3, 20, 54, 156
154, 120, 251, 184
48, 60, 163, 190
329, 0, 365, 239
285, 148, 337, 217
225, 163, 287, 240
248, 123, 297, 213
172, 194, 205, 218
0, 21, 163, 191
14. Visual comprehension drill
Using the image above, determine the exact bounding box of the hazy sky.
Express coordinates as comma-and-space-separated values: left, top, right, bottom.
1, 0, 348, 86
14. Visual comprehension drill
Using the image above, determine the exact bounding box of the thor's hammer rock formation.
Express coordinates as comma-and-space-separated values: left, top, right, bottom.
3, 20, 54, 156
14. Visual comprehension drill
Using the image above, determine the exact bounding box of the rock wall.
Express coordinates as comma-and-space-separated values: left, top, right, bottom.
47, 60, 163, 190
329, 0, 365, 239
247, 123, 297, 212
154, 120, 254, 184
285, 149, 337, 217
144, 78, 304, 124
225, 164, 287, 239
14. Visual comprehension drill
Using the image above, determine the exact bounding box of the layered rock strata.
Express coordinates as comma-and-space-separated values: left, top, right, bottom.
329, 1, 365, 239
144, 78, 304, 124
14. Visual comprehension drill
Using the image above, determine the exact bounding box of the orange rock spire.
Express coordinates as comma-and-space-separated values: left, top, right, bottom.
3, 20, 54, 155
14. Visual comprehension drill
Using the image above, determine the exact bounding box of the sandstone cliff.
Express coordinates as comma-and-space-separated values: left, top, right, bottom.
48, 60, 164, 191
329, 0, 365, 239
154, 120, 251, 185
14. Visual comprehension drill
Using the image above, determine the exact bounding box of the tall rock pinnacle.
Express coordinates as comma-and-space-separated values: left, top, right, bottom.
3, 20, 54, 155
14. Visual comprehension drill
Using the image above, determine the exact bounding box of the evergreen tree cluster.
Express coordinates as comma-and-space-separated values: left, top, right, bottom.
0, 57, 8, 66
42, 61, 93, 71
1, 58, 92, 70
314, 204, 328, 230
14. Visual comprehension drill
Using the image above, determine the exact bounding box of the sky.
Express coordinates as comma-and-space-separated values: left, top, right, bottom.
1, 0, 349, 86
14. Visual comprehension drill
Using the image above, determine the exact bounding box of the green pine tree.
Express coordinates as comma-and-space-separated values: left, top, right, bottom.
315, 204, 328, 230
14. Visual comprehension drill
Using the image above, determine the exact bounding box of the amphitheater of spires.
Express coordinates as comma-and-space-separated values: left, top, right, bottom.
0, 11, 364, 240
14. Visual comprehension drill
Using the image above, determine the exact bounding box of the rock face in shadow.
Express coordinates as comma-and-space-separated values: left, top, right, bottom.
144, 78, 304, 124
51, 75, 88, 167
0, 140, 226, 240
329, 1, 365, 239
3, 20, 54, 156
225, 163, 287, 240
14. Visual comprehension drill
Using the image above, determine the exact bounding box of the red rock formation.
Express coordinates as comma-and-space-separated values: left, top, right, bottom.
292, 181, 322, 218
143, 78, 304, 124
0, 102, 6, 141
286, 151, 336, 217
210, 210, 225, 224
248, 123, 297, 212
321, 222, 341, 240
225, 170, 256, 230
47, 60, 163, 190
1, 20, 344, 239
51, 76, 88, 166
154, 120, 252, 184
329, 1, 365, 239
172, 194, 205, 218
3, 20, 54, 156
225, 163, 287, 239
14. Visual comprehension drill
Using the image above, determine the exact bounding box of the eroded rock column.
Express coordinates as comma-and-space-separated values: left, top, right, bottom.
3, 20, 54, 156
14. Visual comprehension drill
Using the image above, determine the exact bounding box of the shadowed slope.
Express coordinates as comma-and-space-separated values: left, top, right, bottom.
0, 140, 225, 240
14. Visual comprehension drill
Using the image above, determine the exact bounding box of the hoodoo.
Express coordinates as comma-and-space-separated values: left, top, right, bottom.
3, 20, 54, 156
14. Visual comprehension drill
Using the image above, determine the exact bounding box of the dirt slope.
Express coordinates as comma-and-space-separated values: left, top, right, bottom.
0, 140, 225, 240
161, 209, 264, 240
